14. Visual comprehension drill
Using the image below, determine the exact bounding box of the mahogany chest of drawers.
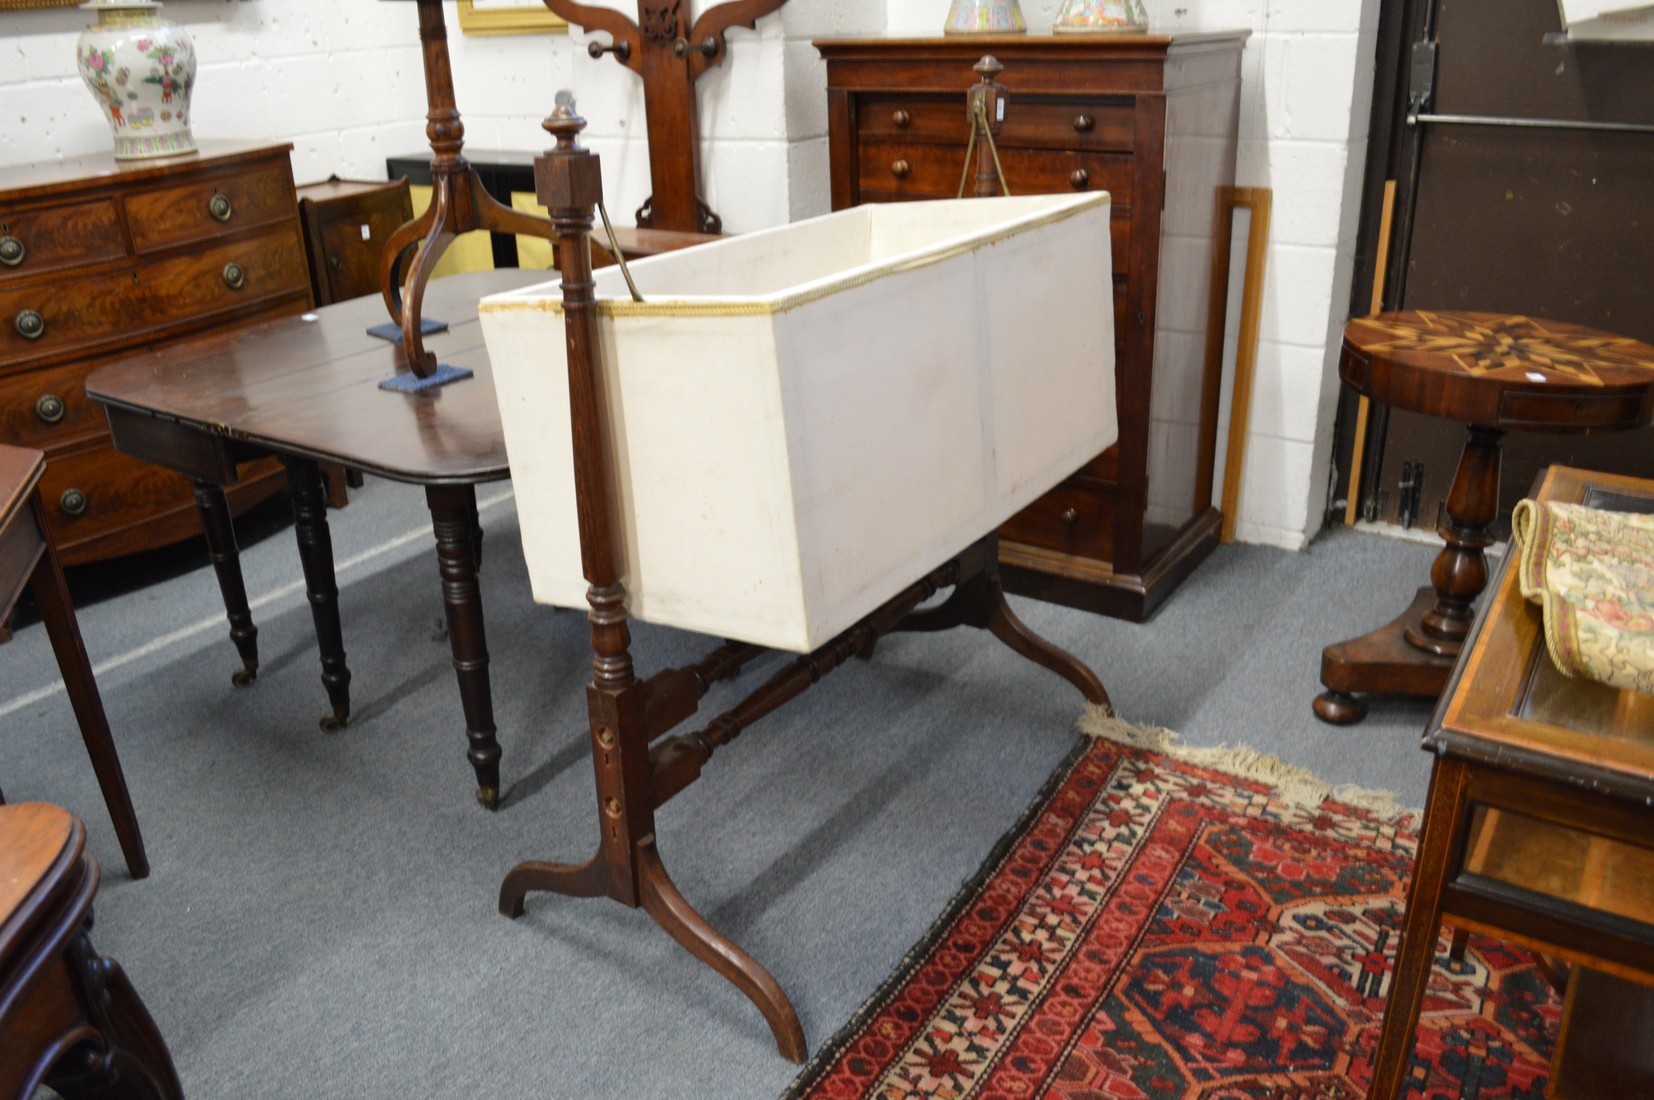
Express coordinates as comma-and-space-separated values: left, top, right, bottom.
815, 34, 1247, 621
0, 142, 310, 566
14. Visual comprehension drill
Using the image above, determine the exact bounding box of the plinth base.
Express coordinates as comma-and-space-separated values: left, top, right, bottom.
1313, 587, 1459, 725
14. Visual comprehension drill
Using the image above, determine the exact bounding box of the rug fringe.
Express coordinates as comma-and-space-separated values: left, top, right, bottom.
1077, 705, 1416, 822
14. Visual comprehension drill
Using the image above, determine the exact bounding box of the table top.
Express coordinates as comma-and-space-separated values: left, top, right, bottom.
1341, 311, 1654, 431
0, 444, 44, 535
86, 269, 547, 487
1430, 464, 1654, 802
0, 804, 77, 952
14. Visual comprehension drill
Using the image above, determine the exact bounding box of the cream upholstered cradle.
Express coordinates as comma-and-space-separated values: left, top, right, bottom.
480, 193, 1117, 652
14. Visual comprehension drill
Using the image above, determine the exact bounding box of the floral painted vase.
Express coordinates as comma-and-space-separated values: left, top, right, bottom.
1054, 0, 1150, 33
944, 0, 1028, 35
77, 0, 197, 159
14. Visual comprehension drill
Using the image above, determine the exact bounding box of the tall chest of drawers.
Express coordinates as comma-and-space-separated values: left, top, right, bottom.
815, 35, 1246, 621
0, 142, 310, 566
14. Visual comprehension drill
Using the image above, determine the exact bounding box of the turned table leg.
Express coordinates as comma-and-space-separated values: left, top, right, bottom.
192, 479, 260, 686
426, 484, 501, 810
283, 457, 352, 732
1314, 425, 1504, 725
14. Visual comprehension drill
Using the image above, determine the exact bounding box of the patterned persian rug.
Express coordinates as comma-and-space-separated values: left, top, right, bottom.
785, 716, 1561, 1099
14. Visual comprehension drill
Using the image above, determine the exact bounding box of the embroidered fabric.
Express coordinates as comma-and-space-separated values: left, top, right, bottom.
1512, 498, 1654, 695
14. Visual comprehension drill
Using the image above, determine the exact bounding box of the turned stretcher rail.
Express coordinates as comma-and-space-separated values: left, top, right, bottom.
648, 555, 963, 808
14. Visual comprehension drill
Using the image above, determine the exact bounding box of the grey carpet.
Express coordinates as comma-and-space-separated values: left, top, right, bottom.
1, 477, 1442, 1098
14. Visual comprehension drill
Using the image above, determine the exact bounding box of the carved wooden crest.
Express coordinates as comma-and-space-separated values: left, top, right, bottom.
638, 0, 683, 43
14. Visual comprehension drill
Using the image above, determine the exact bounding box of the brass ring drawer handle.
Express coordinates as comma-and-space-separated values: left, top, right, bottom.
892, 109, 911, 128
36, 394, 66, 424
60, 488, 88, 518
892, 158, 911, 179
209, 192, 234, 222
0, 234, 24, 267
1073, 115, 1095, 133
223, 262, 246, 290
15, 309, 45, 340
1070, 169, 1090, 190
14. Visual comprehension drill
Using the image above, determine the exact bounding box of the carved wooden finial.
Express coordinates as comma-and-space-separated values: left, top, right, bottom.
541, 90, 588, 150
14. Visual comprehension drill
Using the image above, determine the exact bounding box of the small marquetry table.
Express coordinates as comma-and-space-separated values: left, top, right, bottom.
0, 802, 181, 1099
1369, 465, 1654, 1099
1314, 311, 1654, 724
86, 268, 544, 811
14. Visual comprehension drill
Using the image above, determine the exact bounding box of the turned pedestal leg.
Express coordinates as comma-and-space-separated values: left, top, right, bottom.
1314, 425, 1503, 725
283, 457, 351, 732
192, 480, 259, 686
426, 484, 501, 810
1406, 425, 1503, 654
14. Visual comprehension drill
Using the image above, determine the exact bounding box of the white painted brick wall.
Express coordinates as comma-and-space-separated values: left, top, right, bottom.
2, 0, 1377, 550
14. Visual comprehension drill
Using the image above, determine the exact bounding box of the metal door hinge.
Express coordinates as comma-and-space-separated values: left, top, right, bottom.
1408, 40, 1438, 121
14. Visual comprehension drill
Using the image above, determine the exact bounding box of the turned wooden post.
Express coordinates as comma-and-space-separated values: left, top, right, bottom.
380, 0, 562, 378
969, 55, 1008, 199
535, 100, 653, 905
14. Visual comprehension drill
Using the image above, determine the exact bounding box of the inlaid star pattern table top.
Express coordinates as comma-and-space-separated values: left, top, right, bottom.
1340, 311, 1654, 431
1346, 311, 1654, 388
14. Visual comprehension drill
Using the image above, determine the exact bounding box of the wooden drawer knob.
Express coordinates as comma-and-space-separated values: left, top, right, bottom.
208, 192, 234, 223
59, 488, 88, 518
892, 109, 911, 128
892, 158, 911, 179
14, 309, 44, 340
0, 233, 23, 267
1061, 507, 1080, 525
222, 262, 246, 291
1069, 169, 1090, 190
35, 393, 65, 424
1073, 115, 1095, 133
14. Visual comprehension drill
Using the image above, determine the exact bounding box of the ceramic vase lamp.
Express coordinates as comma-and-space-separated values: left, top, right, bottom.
944, 0, 1027, 34
1054, 0, 1150, 33
76, 0, 198, 159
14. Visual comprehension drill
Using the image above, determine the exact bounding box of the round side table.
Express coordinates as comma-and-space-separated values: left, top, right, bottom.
1314, 311, 1654, 725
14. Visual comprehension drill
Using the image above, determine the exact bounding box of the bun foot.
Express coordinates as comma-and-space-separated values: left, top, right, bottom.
231, 663, 258, 687
1313, 690, 1367, 725
476, 786, 500, 811
319, 710, 350, 733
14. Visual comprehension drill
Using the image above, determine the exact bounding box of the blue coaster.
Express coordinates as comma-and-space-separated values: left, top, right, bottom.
377, 363, 474, 393
367, 318, 448, 342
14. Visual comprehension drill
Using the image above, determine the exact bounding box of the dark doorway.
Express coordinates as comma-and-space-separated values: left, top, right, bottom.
1339, 0, 1654, 534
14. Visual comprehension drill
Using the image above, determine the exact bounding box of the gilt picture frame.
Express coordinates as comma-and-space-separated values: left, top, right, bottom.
456, 0, 567, 35
1, 0, 82, 10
